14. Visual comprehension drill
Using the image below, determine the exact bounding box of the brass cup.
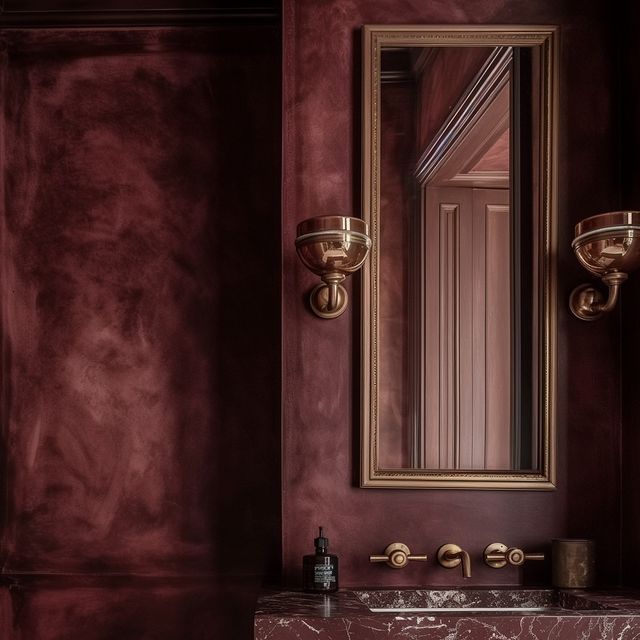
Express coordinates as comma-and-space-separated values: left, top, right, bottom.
551, 538, 595, 589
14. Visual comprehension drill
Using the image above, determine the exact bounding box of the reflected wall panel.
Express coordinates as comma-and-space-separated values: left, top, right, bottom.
378, 81, 414, 469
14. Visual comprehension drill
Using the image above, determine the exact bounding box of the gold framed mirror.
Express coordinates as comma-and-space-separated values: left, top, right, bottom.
360, 25, 558, 489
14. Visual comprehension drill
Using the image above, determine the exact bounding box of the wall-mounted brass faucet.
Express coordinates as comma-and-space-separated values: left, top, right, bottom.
483, 543, 545, 568
369, 543, 428, 569
437, 544, 472, 578
370, 541, 544, 574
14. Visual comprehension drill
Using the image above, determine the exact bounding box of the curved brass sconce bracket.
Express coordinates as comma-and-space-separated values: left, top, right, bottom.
569, 272, 628, 321
570, 211, 640, 321
309, 275, 348, 319
295, 216, 371, 319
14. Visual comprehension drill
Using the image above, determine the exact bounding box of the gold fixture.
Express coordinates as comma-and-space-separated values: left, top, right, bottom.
295, 216, 372, 319
570, 211, 640, 321
369, 543, 428, 569
483, 543, 545, 569
437, 544, 471, 578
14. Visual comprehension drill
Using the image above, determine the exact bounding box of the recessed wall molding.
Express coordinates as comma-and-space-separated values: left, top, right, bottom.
0, 3, 279, 27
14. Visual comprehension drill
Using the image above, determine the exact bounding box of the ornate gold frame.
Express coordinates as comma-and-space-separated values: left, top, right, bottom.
360, 25, 558, 489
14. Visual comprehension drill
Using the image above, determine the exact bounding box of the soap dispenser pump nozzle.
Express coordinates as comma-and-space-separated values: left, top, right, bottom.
315, 527, 329, 553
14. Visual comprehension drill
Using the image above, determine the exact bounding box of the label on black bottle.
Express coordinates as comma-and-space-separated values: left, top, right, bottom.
314, 564, 336, 583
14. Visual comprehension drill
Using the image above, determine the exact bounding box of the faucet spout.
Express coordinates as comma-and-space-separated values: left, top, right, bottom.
437, 544, 472, 578
458, 548, 472, 578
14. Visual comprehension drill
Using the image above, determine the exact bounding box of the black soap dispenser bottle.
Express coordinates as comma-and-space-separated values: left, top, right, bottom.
303, 527, 339, 593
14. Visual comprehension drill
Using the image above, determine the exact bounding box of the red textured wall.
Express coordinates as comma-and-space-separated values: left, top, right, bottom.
6, 576, 261, 640
282, 0, 621, 589
0, 1, 632, 637
1, 25, 281, 638
621, 1, 640, 588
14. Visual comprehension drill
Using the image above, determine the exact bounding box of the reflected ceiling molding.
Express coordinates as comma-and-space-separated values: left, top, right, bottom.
380, 48, 437, 83
415, 46, 512, 187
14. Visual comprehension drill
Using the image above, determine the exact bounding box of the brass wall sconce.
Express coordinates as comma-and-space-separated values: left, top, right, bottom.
295, 216, 372, 319
570, 211, 640, 321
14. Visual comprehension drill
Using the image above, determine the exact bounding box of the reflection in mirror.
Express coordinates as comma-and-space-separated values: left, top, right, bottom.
361, 26, 557, 489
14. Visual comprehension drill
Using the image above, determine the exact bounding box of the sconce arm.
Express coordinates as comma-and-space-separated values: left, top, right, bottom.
570, 272, 628, 321
597, 272, 627, 313
322, 272, 347, 312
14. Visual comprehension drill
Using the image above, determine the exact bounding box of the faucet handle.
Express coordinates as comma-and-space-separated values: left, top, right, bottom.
437, 543, 472, 578
484, 543, 545, 569
369, 543, 428, 569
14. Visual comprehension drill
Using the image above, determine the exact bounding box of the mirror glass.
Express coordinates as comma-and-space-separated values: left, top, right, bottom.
360, 26, 557, 489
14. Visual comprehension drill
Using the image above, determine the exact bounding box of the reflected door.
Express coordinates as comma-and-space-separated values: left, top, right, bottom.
421, 187, 511, 470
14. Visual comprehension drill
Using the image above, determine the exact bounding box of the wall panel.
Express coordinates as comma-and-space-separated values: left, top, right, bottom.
0, 24, 281, 638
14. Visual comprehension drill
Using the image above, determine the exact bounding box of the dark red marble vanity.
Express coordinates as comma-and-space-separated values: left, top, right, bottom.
255, 588, 640, 639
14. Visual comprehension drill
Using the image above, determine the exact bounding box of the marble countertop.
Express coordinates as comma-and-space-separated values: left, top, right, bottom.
254, 588, 640, 639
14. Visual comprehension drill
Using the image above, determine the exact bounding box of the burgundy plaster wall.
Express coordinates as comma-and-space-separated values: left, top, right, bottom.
7, 576, 259, 640
2, 0, 277, 11
621, 2, 640, 588
1, 24, 280, 638
282, 0, 621, 589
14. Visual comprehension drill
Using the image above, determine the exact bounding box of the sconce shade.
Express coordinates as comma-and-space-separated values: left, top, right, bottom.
295, 216, 371, 318
570, 211, 640, 321
572, 211, 640, 277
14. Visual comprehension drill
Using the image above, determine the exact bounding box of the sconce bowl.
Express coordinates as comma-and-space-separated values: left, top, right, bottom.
295, 216, 372, 318
295, 216, 372, 277
572, 211, 640, 277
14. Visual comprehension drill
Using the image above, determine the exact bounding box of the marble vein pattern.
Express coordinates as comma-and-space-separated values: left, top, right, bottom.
254, 589, 640, 639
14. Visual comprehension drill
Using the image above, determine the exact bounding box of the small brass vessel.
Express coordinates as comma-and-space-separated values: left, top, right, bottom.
552, 538, 595, 588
